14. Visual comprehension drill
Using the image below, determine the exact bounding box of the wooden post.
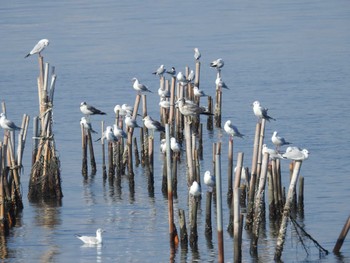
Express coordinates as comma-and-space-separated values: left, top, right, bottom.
233, 152, 244, 263
148, 137, 154, 195
178, 209, 188, 248
256, 119, 266, 181
101, 121, 107, 180
246, 122, 261, 229
333, 215, 350, 253
227, 139, 233, 204
87, 129, 96, 175
184, 117, 194, 185
274, 160, 303, 260
251, 152, 269, 255
205, 191, 212, 236
81, 125, 88, 176
215, 153, 224, 263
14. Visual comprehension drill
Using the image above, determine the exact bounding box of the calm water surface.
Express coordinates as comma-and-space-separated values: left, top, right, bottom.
0, 0, 349, 262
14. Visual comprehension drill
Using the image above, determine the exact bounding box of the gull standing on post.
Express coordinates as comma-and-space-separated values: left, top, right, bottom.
210, 58, 224, 70
262, 144, 283, 160
176, 98, 212, 117
204, 170, 215, 191
75, 228, 105, 245
158, 86, 170, 98
152, 64, 166, 77
176, 72, 189, 86
252, 101, 275, 121
80, 117, 98, 134
166, 67, 176, 76
187, 70, 195, 83
194, 48, 201, 61
132, 78, 152, 94
113, 124, 127, 139
143, 115, 165, 133
193, 86, 208, 97
159, 98, 171, 109
101, 126, 118, 142
0, 113, 21, 131
224, 120, 244, 139
170, 137, 181, 153
125, 114, 140, 128
25, 39, 49, 58
282, 147, 309, 161
271, 131, 291, 150
215, 76, 229, 90
80, 102, 106, 117
189, 181, 201, 197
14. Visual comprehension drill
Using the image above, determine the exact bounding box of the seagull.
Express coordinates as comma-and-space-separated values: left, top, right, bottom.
262, 144, 283, 160
159, 98, 171, 109
152, 64, 166, 77
143, 115, 165, 133
187, 70, 195, 83
158, 86, 170, 98
0, 113, 21, 131
80, 117, 98, 134
160, 139, 167, 154
114, 104, 132, 116
215, 76, 229, 90
170, 137, 181, 153
166, 67, 176, 76
175, 98, 212, 117
194, 48, 201, 61
80, 102, 106, 116
224, 120, 244, 139
113, 124, 127, 139
125, 114, 140, 128
25, 39, 49, 58
189, 181, 201, 197
210, 58, 224, 70
234, 166, 249, 186
132, 78, 152, 93
193, 86, 208, 97
176, 72, 189, 86
102, 126, 118, 142
252, 101, 275, 121
75, 228, 105, 245
271, 131, 291, 150
203, 170, 215, 190
282, 147, 309, 161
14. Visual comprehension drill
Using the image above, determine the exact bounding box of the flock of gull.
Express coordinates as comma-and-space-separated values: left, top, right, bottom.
19, 39, 310, 244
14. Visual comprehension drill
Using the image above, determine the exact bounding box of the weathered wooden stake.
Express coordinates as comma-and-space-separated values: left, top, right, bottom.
178, 209, 188, 248
274, 160, 303, 260
81, 126, 88, 176
333, 215, 350, 253
227, 139, 233, 205
215, 153, 224, 263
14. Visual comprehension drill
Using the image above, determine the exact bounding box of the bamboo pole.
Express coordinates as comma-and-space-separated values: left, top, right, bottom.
205, 190, 212, 236
148, 136, 154, 195
233, 187, 242, 262
246, 122, 261, 229
251, 152, 269, 254
333, 215, 350, 253
178, 209, 188, 248
215, 153, 224, 263
101, 121, 107, 180
87, 129, 96, 175
184, 117, 194, 185
227, 139, 233, 204
256, 119, 266, 181
274, 160, 303, 260
81, 125, 88, 176
165, 124, 177, 251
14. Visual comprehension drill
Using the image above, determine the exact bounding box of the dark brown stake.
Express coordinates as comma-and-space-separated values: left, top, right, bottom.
87, 129, 96, 175
178, 209, 188, 248
81, 126, 88, 176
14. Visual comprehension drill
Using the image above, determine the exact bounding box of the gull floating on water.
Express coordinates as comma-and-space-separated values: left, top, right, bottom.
176, 98, 212, 117
0, 113, 21, 131
193, 86, 208, 97
143, 115, 165, 133
80, 117, 98, 134
252, 101, 275, 121
262, 144, 283, 160
132, 78, 152, 93
194, 48, 201, 61
166, 67, 176, 76
282, 147, 309, 161
210, 58, 224, 70
189, 181, 201, 197
224, 120, 244, 139
152, 64, 166, 77
80, 102, 106, 116
271, 131, 291, 150
75, 228, 105, 245
203, 171, 215, 191
25, 39, 49, 58
215, 76, 229, 90
113, 124, 127, 139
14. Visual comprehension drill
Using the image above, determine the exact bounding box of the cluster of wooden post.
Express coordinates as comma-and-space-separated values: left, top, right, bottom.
0, 103, 29, 234
28, 56, 62, 202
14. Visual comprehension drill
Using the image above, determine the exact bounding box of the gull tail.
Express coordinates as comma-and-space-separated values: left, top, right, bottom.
201, 112, 214, 116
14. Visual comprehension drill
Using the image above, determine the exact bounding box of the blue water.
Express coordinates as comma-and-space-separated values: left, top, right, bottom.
0, 0, 349, 262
